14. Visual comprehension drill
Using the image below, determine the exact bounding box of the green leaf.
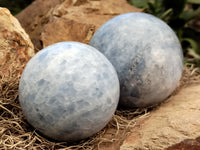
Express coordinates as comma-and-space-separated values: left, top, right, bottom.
182, 38, 200, 54
154, 0, 164, 13
129, 0, 149, 9
180, 7, 200, 21
180, 10, 197, 21
188, 48, 200, 59
159, 8, 173, 20
163, 0, 187, 17
187, 0, 200, 4
147, 1, 156, 14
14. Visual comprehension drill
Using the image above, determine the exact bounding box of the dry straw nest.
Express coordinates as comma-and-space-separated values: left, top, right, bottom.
0, 63, 200, 150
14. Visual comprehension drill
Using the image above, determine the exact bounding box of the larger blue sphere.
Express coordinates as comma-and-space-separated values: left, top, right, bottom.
19, 42, 120, 142
90, 12, 183, 108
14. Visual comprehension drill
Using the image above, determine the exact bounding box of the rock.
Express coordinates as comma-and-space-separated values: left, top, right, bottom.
120, 84, 200, 150
16, 0, 62, 51
16, 0, 140, 51
166, 136, 200, 150
0, 7, 35, 78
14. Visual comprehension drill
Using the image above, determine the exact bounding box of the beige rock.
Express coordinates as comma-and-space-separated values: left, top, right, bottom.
166, 136, 200, 150
16, 0, 62, 51
0, 7, 35, 77
120, 84, 200, 150
16, 0, 141, 51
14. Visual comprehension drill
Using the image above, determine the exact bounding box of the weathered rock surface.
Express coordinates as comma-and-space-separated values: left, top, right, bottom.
167, 136, 200, 150
16, 0, 140, 51
0, 7, 34, 78
120, 84, 200, 150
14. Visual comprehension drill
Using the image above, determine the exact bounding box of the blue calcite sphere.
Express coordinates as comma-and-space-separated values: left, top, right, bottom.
90, 12, 184, 108
19, 42, 120, 142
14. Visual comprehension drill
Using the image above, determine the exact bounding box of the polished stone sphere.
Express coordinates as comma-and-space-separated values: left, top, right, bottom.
90, 12, 183, 108
19, 42, 120, 142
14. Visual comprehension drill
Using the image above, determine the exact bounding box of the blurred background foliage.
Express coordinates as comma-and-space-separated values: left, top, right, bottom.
0, 0, 199, 67
128, 0, 200, 67
0, 0, 34, 15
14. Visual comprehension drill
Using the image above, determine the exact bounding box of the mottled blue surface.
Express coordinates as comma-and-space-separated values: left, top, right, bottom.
19, 42, 120, 142
90, 12, 184, 108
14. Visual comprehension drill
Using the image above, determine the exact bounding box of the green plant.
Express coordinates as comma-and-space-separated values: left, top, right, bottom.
0, 0, 34, 15
128, 0, 200, 67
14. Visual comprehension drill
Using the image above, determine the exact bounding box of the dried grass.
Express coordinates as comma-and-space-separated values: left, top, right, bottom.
0, 65, 200, 150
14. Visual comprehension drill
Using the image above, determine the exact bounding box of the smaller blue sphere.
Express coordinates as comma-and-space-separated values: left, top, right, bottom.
19, 42, 120, 142
90, 12, 184, 108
